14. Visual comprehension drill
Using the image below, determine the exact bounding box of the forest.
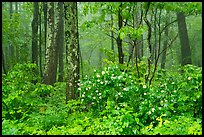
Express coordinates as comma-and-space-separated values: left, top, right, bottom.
2, 2, 202, 135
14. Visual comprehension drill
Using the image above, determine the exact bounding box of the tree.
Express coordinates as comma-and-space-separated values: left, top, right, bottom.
43, 2, 47, 58
64, 2, 80, 102
43, 2, 57, 85
39, 3, 43, 78
161, 11, 170, 69
117, 3, 124, 64
56, 2, 64, 82
31, 2, 39, 71
2, 47, 7, 74
177, 12, 192, 66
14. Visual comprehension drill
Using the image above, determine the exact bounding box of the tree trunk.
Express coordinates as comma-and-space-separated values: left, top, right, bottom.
44, 2, 57, 85
32, 2, 39, 69
15, 2, 19, 62
161, 12, 169, 69
57, 2, 64, 82
43, 2, 47, 58
64, 2, 80, 102
117, 3, 124, 64
2, 47, 7, 74
177, 12, 192, 66
39, 3, 43, 78
110, 9, 114, 51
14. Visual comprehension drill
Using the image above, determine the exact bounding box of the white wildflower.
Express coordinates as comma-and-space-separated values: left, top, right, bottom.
188, 77, 191, 80
160, 100, 163, 104
86, 88, 88, 91
118, 92, 121, 95
99, 96, 101, 99
96, 90, 98, 93
158, 107, 161, 110
152, 108, 155, 112
148, 111, 151, 115
122, 72, 125, 75
99, 93, 102, 96
129, 76, 132, 78
172, 82, 175, 84
143, 85, 147, 89
82, 94, 85, 97
165, 99, 168, 102
100, 81, 103, 84
102, 71, 105, 75
94, 69, 96, 72
89, 81, 92, 84
97, 79, 100, 82
142, 102, 144, 104
144, 92, 147, 95
93, 97, 96, 100
173, 90, 177, 93
123, 88, 127, 91
161, 90, 165, 93
81, 99, 84, 102
96, 74, 100, 78
78, 88, 81, 91
118, 76, 122, 80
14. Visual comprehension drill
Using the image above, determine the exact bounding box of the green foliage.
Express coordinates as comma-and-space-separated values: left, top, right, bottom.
2, 63, 40, 120
78, 63, 145, 112
140, 115, 202, 135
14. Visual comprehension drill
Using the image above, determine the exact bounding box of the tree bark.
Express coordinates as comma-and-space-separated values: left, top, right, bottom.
110, 9, 114, 52
57, 2, 64, 82
2, 47, 7, 74
177, 12, 192, 66
64, 2, 80, 102
43, 2, 47, 58
32, 2, 39, 69
39, 3, 43, 78
117, 3, 124, 64
161, 12, 169, 69
44, 2, 56, 85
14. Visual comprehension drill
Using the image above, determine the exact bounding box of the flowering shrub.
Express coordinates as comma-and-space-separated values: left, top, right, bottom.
78, 64, 144, 112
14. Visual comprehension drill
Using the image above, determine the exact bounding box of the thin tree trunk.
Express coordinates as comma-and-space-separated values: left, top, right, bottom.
161, 11, 169, 69
39, 3, 43, 78
177, 12, 192, 66
2, 47, 7, 74
57, 2, 64, 82
43, 3, 47, 58
117, 3, 124, 64
32, 2, 39, 69
110, 9, 114, 51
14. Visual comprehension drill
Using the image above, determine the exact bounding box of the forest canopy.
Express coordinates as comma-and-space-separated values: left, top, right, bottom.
2, 2, 202, 135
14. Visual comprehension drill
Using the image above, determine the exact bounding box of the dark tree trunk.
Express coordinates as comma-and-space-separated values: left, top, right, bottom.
39, 3, 43, 78
111, 10, 114, 51
117, 3, 124, 64
57, 2, 64, 82
64, 2, 80, 102
43, 2, 47, 58
177, 12, 192, 66
15, 2, 18, 13
161, 12, 169, 69
32, 2, 39, 69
